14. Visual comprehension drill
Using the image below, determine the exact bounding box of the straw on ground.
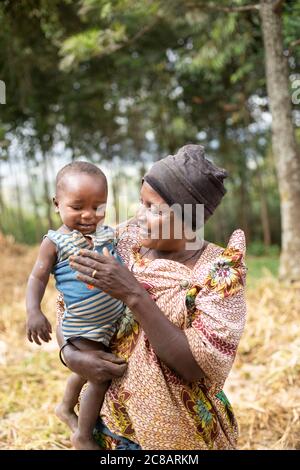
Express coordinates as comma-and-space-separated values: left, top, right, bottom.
0, 233, 299, 449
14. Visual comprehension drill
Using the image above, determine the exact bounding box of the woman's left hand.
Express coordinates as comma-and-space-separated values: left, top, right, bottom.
69, 248, 143, 304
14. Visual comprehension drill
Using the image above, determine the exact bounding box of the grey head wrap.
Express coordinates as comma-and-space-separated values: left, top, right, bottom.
143, 144, 228, 230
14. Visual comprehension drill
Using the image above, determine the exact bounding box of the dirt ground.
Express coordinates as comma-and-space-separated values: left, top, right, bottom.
0, 234, 299, 449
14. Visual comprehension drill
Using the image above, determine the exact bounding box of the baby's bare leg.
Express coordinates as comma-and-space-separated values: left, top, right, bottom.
55, 373, 86, 432
65, 337, 110, 449
72, 380, 109, 450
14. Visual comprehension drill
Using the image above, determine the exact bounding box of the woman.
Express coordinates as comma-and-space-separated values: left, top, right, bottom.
58, 144, 247, 450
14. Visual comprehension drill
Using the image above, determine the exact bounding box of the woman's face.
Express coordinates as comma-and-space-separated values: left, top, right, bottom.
137, 181, 185, 251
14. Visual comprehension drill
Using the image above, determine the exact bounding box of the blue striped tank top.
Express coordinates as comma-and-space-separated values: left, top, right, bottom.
46, 225, 124, 346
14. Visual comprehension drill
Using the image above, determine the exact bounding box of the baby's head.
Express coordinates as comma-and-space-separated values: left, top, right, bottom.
54, 161, 108, 235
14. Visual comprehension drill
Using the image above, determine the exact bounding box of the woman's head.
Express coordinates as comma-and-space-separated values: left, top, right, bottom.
138, 144, 228, 251
53, 161, 107, 234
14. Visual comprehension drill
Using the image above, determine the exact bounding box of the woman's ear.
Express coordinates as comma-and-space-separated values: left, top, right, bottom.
53, 196, 59, 213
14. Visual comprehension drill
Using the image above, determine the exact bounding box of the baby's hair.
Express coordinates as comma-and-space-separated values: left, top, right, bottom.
56, 161, 107, 193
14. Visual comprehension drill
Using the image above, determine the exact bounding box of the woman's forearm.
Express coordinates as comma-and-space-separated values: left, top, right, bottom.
126, 289, 205, 382
67, 249, 205, 382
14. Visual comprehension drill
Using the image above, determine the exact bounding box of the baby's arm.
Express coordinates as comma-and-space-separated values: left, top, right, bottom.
26, 237, 57, 345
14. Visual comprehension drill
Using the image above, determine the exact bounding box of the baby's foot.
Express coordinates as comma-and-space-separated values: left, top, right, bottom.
71, 429, 100, 450
55, 403, 78, 432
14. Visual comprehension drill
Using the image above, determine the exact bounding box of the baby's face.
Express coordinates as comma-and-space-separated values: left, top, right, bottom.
54, 173, 107, 234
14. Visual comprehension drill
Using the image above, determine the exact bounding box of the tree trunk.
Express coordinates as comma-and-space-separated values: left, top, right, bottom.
42, 152, 54, 229
9, 158, 25, 240
111, 172, 120, 227
0, 170, 7, 233
24, 156, 43, 242
212, 209, 227, 245
0, 171, 5, 212
239, 174, 251, 243
255, 156, 272, 247
260, 0, 300, 281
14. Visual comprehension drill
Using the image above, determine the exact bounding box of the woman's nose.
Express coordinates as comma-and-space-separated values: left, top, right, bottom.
136, 204, 149, 235
136, 203, 146, 222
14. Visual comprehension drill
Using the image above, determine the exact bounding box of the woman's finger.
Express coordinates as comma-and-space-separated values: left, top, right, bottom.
70, 260, 93, 275
102, 360, 127, 378
96, 350, 127, 364
75, 249, 111, 263
70, 252, 111, 271
70, 259, 105, 277
70, 254, 102, 269
76, 272, 99, 287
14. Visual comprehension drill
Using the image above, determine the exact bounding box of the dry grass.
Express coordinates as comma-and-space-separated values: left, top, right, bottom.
0, 233, 299, 450
224, 272, 300, 450
0, 233, 71, 449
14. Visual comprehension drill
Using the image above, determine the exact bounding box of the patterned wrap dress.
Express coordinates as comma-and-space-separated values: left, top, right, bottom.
57, 224, 247, 450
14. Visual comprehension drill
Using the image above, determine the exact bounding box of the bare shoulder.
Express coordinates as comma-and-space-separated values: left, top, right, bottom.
29, 236, 57, 279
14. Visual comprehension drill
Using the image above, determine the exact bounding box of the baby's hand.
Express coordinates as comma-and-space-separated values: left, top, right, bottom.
26, 310, 52, 345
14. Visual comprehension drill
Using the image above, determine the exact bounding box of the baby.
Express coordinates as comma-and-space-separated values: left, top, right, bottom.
26, 161, 124, 450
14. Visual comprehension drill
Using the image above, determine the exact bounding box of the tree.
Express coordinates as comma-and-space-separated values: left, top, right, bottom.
1, 0, 299, 265
165, 0, 299, 280
259, 0, 300, 281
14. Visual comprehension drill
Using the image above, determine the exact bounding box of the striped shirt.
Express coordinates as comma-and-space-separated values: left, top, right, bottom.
46, 226, 124, 345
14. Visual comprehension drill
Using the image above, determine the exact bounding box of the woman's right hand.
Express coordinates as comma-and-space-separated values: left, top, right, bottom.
63, 345, 128, 384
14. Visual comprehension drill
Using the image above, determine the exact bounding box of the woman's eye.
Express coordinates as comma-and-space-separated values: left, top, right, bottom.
151, 204, 170, 217
150, 205, 161, 216
138, 201, 164, 216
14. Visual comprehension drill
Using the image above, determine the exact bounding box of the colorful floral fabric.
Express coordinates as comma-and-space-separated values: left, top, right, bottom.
97, 225, 247, 450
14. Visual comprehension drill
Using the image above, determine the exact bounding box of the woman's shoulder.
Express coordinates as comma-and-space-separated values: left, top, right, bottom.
199, 229, 247, 298
226, 228, 246, 254
206, 229, 246, 259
